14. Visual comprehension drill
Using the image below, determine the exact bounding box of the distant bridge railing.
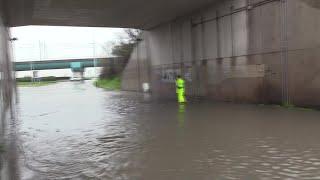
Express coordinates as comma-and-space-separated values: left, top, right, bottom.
14, 57, 124, 71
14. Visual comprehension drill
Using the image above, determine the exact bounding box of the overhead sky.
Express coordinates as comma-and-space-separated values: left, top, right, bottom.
11, 26, 126, 77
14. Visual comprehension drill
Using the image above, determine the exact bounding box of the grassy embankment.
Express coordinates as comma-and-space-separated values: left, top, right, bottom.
94, 77, 121, 90
16, 76, 69, 87
17, 81, 57, 87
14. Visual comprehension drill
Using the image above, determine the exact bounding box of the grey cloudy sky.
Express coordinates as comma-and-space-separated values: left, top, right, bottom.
11, 26, 125, 62
12, 26, 125, 77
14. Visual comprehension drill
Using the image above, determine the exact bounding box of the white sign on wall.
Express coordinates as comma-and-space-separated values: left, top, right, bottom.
161, 69, 181, 83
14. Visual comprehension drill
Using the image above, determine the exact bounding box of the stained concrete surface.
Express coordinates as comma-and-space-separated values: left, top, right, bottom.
122, 0, 320, 107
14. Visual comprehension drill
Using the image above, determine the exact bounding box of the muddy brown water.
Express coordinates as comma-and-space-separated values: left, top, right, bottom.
12, 81, 320, 179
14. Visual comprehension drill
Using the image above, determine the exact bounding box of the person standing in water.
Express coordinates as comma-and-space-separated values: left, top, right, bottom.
176, 75, 186, 103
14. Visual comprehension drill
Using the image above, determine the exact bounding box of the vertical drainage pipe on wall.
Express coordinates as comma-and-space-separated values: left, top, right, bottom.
200, 15, 207, 96
179, 22, 184, 75
216, 10, 221, 59
145, 33, 153, 93
280, 0, 289, 105
230, 5, 235, 57
190, 19, 196, 96
136, 41, 141, 92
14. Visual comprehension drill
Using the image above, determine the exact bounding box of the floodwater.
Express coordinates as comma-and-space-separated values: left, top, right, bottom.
13, 81, 320, 179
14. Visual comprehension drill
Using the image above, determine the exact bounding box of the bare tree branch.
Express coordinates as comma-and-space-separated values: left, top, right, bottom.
99, 29, 142, 79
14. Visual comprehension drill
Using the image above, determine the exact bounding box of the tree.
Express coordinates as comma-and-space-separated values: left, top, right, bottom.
100, 29, 141, 79
111, 29, 141, 60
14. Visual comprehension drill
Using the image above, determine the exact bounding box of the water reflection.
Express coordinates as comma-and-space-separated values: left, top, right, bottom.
178, 104, 186, 128
15, 81, 320, 179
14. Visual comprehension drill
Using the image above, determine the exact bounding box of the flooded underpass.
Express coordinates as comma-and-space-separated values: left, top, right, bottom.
14, 81, 320, 179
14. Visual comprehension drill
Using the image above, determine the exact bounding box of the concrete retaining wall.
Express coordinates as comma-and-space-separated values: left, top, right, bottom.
121, 37, 150, 91
0, 0, 17, 179
122, 0, 320, 107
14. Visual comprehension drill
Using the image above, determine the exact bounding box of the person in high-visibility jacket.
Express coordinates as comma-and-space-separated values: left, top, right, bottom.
176, 75, 186, 103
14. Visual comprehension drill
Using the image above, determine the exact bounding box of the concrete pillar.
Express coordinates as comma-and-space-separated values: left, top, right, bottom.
71, 71, 84, 81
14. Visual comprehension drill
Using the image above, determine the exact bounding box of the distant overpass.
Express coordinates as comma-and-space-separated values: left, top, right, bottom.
14, 57, 124, 72
14, 57, 125, 79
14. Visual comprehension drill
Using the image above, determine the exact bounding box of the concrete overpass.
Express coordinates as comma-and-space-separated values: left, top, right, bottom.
14, 57, 124, 78
6, 0, 221, 29
3, 1, 320, 179
0, 0, 319, 108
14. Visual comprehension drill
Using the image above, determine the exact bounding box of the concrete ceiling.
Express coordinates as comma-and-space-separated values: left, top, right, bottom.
6, 0, 220, 29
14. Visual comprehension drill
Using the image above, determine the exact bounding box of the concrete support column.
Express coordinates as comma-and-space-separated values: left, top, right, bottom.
71, 71, 84, 80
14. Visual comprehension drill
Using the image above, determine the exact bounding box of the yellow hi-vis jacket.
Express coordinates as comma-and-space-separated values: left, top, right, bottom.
176, 78, 185, 93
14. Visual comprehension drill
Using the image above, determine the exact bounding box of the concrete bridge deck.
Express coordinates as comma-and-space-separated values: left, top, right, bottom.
14, 57, 124, 71
6, 0, 222, 28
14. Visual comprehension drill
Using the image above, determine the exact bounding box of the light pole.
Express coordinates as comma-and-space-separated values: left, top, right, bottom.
91, 31, 98, 79
30, 61, 33, 82
91, 42, 98, 78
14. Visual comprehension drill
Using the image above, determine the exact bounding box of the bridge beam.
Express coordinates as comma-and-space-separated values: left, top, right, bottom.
14, 57, 124, 71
